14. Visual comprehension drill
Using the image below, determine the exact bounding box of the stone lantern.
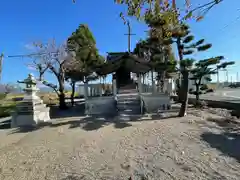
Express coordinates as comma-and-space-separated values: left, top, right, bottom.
11, 74, 51, 128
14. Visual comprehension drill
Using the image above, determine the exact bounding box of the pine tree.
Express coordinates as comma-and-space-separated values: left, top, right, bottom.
133, 14, 177, 92
66, 24, 104, 105
189, 56, 234, 106
171, 24, 212, 116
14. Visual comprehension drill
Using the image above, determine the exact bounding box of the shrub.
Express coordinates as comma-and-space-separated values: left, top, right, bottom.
0, 93, 6, 100
0, 104, 16, 118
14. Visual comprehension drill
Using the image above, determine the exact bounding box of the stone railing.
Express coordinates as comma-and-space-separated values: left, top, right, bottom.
85, 96, 117, 116
140, 93, 171, 114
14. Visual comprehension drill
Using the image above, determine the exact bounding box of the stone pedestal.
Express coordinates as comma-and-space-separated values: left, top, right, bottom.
85, 96, 117, 116
11, 74, 51, 128
141, 93, 171, 113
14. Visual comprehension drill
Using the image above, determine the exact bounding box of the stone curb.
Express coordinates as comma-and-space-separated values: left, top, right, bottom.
171, 95, 240, 116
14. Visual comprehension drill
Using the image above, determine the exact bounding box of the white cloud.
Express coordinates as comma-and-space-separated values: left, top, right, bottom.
24, 43, 35, 50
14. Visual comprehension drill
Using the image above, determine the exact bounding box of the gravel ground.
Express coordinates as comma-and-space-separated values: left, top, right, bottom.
0, 108, 239, 180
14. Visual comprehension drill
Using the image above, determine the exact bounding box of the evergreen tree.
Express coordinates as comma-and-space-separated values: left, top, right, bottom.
171, 24, 212, 116
66, 24, 104, 105
133, 14, 177, 92
67, 24, 104, 76
189, 56, 234, 105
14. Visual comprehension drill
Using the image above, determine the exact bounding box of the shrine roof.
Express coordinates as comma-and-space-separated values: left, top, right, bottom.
106, 52, 127, 61
95, 52, 151, 75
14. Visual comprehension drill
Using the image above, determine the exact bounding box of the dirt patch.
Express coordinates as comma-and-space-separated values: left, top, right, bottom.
0, 109, 239, 180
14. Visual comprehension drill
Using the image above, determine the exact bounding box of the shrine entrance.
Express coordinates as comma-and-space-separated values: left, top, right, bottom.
104, 52, 150, 92
115, 66, 132, 89
95, 52, 151, 95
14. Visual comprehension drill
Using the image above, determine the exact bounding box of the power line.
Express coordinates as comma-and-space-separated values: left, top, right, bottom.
4, 51, 61, 59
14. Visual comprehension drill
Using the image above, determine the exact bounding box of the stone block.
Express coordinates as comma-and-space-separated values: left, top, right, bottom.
85, 96, 117, 115
11, 107, 50, 128
141, 93, 171, 113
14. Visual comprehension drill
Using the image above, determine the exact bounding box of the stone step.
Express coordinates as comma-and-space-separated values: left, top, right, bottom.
118, 106, 140, 111
117, 96, 140, 101
117, 100, 140, 105
117, 93, 139, 97
118, 89, 138, 94
117, 114, 148, 121
118, 110, 140, 116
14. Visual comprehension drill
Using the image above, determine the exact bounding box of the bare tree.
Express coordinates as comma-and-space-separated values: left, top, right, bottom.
27, 39, 75, 109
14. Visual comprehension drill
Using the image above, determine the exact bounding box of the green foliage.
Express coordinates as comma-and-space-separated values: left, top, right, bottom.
0, 103, 16, 118
133, 13, 178, 73
189, 56, 235, 101
170, 24, 215, 116
114, 0, 222, 24
0, 93, 6, 100
171, 24, 213, 73
66, 24, 104, 81
183, 35, 194, 43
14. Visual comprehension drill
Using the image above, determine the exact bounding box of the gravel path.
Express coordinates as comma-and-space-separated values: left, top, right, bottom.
0, 109, 239, 180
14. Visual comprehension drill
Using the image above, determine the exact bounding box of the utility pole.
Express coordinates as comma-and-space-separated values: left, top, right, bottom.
124, 20, 136, 52
0, 53, 3, 82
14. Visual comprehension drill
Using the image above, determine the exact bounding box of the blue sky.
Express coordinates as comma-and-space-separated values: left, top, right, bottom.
0, 0, 239, 85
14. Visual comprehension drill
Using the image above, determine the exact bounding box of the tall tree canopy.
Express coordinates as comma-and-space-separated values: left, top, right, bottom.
115, 0, 222, 22
65, 24, 105, 105
71, 1, 222, 22
66, 24, 104, 79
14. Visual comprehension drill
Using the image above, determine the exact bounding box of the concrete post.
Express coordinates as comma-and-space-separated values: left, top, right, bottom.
138, 74, 142, 94
84, 82, 88, 100
113, 79, 117, 96
99, 83, 102, 96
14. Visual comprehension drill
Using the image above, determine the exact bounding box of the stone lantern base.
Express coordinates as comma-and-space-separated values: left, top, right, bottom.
11, 94, 51, 128
11, 74, 51, 128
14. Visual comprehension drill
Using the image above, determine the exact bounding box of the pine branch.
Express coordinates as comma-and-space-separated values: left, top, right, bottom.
183, 50, 194, 55
183, 35, 194, 43
197, 44, 212, 51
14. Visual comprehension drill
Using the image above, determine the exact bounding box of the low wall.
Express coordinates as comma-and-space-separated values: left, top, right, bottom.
85, 96, 117, 116
141, 93, 171, 113
171, 95, 240, 117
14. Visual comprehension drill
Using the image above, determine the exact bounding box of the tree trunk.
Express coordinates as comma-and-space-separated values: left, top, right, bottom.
196, 84, 200, 102
177, 37, 184, 102
179, 71, 189, 117
58, 75, 67, 110
70, 81, 76, 107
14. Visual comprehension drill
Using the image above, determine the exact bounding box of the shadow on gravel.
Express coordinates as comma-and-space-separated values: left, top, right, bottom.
207, 117, 240, 132
4, 102, 180, 133
201, 132, 240, 162
49, 103, 85, 119
202, 117, 240, 162
61, 175, 83, 180
0, 119, 11, 129
49, 113, 178, 131
8, 125, 44, 134
7, 113, 179, 134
